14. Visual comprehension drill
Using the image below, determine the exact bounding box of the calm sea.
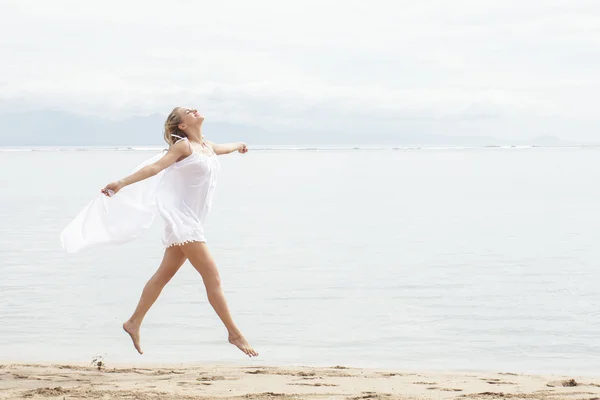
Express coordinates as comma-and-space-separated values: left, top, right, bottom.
1, 147, 599, 375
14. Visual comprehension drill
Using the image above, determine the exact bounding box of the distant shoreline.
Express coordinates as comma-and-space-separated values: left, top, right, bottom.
1, 144, 599, 152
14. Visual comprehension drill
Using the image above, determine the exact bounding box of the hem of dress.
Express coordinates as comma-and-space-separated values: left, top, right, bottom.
164, 239, 206, 248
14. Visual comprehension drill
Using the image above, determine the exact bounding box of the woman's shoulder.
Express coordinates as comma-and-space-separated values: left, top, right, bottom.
168, 138, 193, 157
204, 139, 217, 150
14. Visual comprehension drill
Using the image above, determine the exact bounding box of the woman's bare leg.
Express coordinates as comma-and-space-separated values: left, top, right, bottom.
123, 246, 187, 354
180, 241, 258, 357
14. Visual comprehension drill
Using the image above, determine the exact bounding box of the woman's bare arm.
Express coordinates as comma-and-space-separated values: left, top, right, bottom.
102, 140, 191, 196
207, 141, 248, 155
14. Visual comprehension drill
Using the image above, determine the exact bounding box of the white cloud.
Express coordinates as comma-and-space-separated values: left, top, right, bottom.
0, 0, 599, 141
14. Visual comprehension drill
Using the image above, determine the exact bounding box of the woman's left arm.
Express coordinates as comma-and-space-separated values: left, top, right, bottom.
207, 141, 248, 155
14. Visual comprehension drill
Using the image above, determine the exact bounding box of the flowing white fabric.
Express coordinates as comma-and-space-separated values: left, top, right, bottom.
61, 138, 220, 253
60, 152, 166, 253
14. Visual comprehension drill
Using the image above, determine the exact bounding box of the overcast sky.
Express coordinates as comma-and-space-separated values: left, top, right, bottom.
1, 0, 599, 141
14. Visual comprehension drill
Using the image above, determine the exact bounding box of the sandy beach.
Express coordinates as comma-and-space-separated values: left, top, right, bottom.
1, 363, 599, 400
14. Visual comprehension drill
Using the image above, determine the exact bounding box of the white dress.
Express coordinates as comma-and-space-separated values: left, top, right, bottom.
157, 138, 220, 247
60, 138, 220, 253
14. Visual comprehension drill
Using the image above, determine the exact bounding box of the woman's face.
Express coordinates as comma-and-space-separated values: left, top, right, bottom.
177, 107, 204, 130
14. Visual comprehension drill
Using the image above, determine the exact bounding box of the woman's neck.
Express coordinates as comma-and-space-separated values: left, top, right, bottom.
184, 127, 203, 143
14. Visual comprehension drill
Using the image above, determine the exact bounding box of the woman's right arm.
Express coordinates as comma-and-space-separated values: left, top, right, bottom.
101, 140, 189, 196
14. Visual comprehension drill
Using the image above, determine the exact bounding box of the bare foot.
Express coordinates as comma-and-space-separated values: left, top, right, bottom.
228, 333, 258, 357
123, 321, 143, 354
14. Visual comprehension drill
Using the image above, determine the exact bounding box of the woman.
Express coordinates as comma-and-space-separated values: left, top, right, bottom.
96, 106, 257, 357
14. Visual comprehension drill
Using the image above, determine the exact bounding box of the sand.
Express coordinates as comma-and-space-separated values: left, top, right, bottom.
1, 363, 599, 400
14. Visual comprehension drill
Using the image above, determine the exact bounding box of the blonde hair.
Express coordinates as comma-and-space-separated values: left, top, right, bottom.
163, 107, 187, 145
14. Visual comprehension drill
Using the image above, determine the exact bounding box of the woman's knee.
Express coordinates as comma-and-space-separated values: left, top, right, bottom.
182, 242, 221, 288
203, 272, 222, 291
152, 270, 176, 286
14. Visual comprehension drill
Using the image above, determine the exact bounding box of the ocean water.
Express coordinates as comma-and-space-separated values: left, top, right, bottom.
1, 147, 599, 375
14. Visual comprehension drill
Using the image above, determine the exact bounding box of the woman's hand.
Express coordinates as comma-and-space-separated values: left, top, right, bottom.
237, 142, 248, 154
101, 181, 124, 197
